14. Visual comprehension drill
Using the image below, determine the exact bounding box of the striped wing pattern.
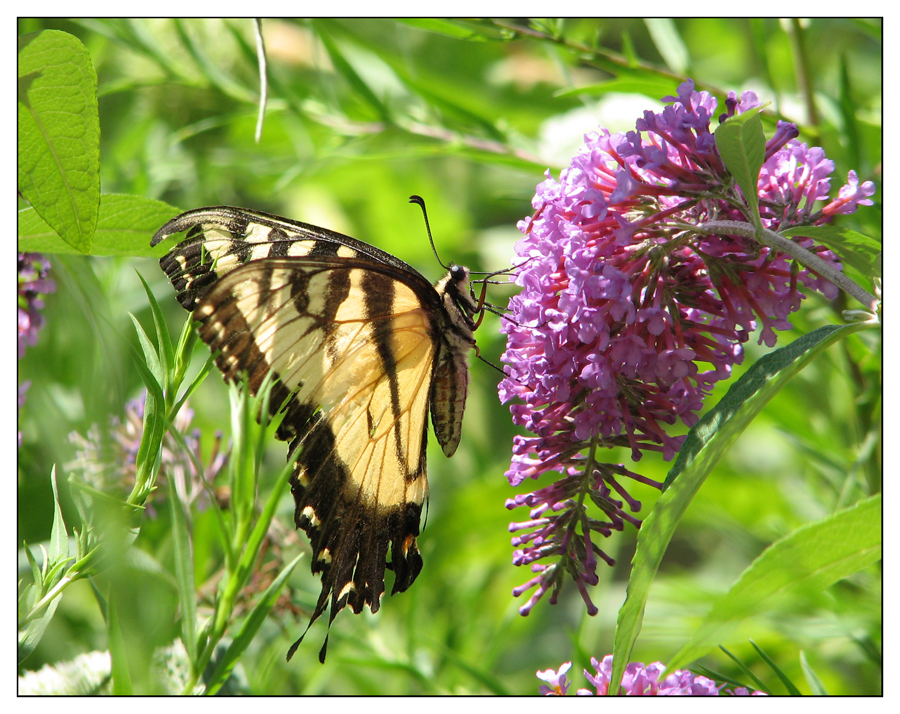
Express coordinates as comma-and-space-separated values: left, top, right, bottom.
152, 207, 477, 662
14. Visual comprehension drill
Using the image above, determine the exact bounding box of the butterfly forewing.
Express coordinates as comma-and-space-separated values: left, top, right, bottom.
152, 206, 478, 662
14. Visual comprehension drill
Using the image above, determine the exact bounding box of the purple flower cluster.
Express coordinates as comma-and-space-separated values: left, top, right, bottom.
68, 393, 229, 512
18, 252, 56, 447
539, 656, 765, 696
500, 80, 876, 616
18, 252, 56, 359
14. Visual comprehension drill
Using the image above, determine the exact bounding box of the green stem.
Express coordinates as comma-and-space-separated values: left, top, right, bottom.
19, 573, 77, 628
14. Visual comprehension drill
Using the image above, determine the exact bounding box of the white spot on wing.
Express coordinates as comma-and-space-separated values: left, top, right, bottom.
244, 224, 273, 243
250, 243, 273, 261
302, 506, 320, 527
287, 241, 316, 257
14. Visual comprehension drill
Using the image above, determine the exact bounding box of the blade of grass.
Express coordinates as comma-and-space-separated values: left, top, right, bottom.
749, 639, 801, 695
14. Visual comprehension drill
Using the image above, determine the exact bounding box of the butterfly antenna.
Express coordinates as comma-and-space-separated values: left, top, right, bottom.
409, 195, 450, 271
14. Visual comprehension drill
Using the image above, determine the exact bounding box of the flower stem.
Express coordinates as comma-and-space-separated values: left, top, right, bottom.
697, 220, 878, 310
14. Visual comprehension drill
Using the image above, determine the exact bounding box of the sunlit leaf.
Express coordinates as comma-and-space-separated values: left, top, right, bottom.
18, 30, 100, 253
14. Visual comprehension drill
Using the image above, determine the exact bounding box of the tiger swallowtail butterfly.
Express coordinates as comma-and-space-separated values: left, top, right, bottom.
152, 203, 481, 662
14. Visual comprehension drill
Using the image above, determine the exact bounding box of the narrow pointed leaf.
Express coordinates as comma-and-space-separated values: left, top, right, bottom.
314, 23, 390, 121
136, 272, 174, 396
107, 597, 134, 695
750, 640, 801, 695
48, 466, 70, 562
799, 651, 828, 695
644, 19, 690, 74
168, 469, 199, 665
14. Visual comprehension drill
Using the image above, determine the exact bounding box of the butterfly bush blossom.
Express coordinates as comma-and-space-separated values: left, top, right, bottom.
499, 80, 876, 616
539, 656, 766, 696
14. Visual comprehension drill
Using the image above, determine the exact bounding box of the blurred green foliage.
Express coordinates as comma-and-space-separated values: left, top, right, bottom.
18, 18, 880, 694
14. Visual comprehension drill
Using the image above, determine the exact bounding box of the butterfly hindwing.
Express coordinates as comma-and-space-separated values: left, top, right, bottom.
152, 206, 478, 662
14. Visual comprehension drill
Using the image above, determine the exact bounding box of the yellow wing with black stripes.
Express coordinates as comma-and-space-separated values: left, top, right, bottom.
151, 206, 478, 662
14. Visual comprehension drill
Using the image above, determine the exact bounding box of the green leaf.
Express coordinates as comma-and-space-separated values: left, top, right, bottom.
644, 19, 690, 74
18, 30, 100, 253
125, 330, 166, 505
129, 312, 163, 389
714, 109, 766, 225
667, 494, 881, 671
17, 467, 73, 663
18, 592, 63, 664
168, 461, 199, 666
781, 224, 882, 278
135, 271, 174, 399
236, 445, 292, 592
171, 352, 215, 422
18, 194, 180, 257
107, 597, 134, 695
48, 466, 70, 563
204, 554, 303, 695
554, 76, 678, 100
203, 440, 293, 673
397, 18, 508, 41
800, 651, 829, 695
666, 323, 872, 490
713, 647, 771, 693
228, 382, 256, 550
610, 321, 873, 692
23, 543, 42, 589
750, 640, 801, 695
173, 18, 255, 103
314, 23, 390, 122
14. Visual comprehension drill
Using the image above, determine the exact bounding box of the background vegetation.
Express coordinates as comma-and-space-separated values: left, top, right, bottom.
18, 18, 881, 694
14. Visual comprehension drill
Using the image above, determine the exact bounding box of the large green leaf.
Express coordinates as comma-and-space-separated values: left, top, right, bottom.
667, 493, 881, 671
18, 30, 100, 254
18, 194, 179, 257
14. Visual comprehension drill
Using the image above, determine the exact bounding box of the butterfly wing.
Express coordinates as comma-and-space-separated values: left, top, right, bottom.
153, 207, 477, 662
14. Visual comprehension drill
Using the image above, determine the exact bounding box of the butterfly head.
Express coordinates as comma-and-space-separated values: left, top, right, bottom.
435, 263, 480, 331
